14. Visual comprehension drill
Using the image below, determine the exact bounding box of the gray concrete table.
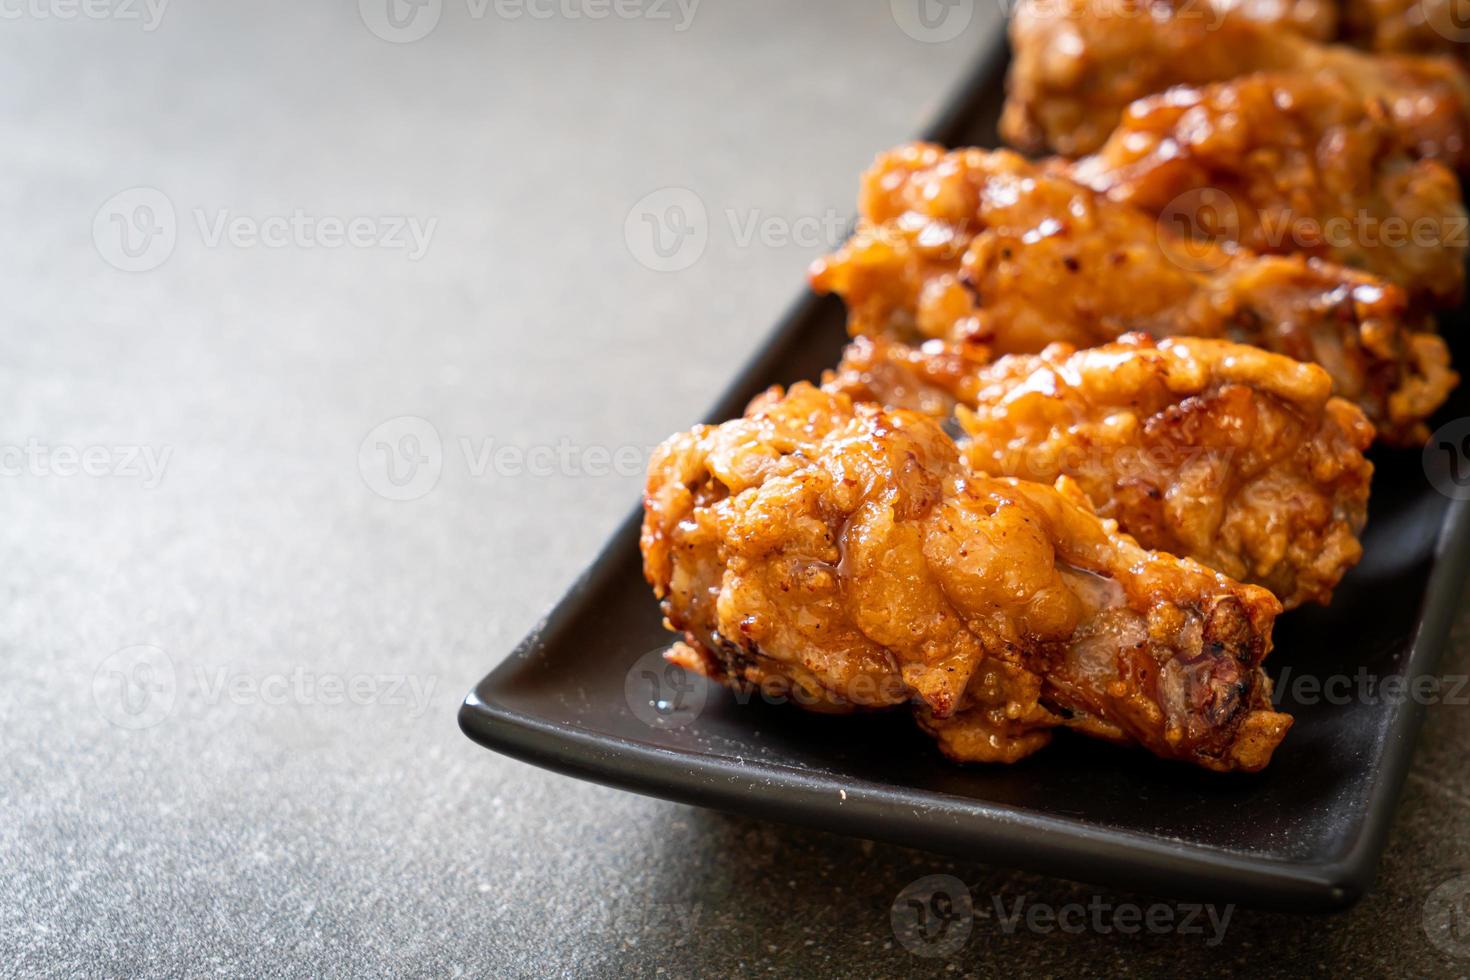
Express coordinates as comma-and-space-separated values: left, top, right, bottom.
3, 2, 1470, 976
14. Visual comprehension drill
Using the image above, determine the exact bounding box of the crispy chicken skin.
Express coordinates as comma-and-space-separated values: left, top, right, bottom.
1345, 0, 1470, 64
1069, 72, 1469, 310
809, 143, 1457, 444
641, 384, 1291, 772
1002, 0, 1470, 164
827, 334, 1375, 609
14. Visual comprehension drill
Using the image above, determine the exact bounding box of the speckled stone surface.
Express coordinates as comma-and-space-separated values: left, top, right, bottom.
3, 3, 1470, 977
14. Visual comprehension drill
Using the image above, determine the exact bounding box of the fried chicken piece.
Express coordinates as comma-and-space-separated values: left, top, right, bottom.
642, 383, 1291, 772
1002, 0, 1470, 165
827, 334, 1375, 609
808, 143, 1456, 444
1345, 0, 1470, 64
1069, 72, 1469, 310
1215, 0, 1341, 37
823, 333, 999, 417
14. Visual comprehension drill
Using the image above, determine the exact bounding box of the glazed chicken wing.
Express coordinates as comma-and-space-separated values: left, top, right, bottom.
1213, 0, 1340, 37
809, 143, 1456, 443
642, 383, 1291, 772
1003, 0, 1470, 164
827, 334, 1375, 609
1069, 72, 1469, 310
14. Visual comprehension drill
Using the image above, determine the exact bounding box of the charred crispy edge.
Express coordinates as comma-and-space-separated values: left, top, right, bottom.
654, 550, 1292, 771
821, 335, 997, 417
664, 593, 1292, 772
1157, 591, 1290, 773
662, 608, 767, 699
666, 626, 752, 690
663, 623, 903, 715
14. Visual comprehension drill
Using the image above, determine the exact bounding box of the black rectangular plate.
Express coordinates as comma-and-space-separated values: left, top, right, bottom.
459, 37, 1470, 911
